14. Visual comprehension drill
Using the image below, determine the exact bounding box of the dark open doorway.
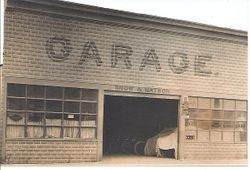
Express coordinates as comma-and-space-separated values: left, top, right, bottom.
103, 95, 179, 158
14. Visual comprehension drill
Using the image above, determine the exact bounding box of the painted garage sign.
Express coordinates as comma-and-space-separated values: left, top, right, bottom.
46, 36, 215, 77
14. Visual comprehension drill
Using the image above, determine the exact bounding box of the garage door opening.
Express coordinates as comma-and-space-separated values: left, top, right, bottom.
103, 95, 179, 159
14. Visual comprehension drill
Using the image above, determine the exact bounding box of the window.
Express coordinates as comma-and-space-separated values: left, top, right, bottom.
6, 83, 98, 139
185, 97, 247, 143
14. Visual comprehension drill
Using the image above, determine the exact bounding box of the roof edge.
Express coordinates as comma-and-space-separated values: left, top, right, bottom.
6, 0, 248, 41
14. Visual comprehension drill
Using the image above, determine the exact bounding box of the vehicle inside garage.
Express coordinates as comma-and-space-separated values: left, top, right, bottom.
103, 95, 179, 158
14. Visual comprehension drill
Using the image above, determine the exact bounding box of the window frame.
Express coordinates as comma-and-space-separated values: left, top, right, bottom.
6, 83, 99, 140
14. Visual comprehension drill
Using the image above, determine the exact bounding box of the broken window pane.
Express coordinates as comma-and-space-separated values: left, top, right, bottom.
27, 113, 44, 125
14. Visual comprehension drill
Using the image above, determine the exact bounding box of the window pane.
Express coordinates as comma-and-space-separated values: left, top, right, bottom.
64, 101, 80, 113
7, 98, 26, 110
46, 127, 61, 138
64, 114, 80, 126
81, 103, 97, 113
235, 122, 246, 131
81, 115, 96, 126
223, 121, 234, 131
185, 119, 196, 130
63, 128, 80, 138
223, 131, 234, 142
235, 111, 247, 121
27, 99, 44, 111
45, 113, 62, 125
236, 100, 247, 111
46, 86, 63, 99
212, 110, 223, 119
64, 87, 80, 100
82, 89, 98, 101
27, 85, 44, 98
197, 131, 209, 141
198, 109, 211, 119
7, 83, 25, 97
198, 98, 210, 109
224, 111, 235, 120
46, 100, 62, 112
27, 126, 44, 138
27, 113, 43, 125
235, 131, 247, 142
210, 131, 222, 141
224, 100, 235, 110
7, 112, 25, 125
189, 97, 198, 108
185, 131, 196, 141
211, 121, 222, 130
212, 99, 222, 109
81, 128, 95, 139
6, 126, 24, 138
197, 120, 210, 130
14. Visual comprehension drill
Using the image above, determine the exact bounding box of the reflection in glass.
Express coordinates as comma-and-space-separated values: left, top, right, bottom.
7, 98, 26, 110
27, 99, 44, 111
64, 87, 80, 100
27, 85, 44, 98
46, 86, 63, 99
82, 89, 98, 101
7, 83, 25, 97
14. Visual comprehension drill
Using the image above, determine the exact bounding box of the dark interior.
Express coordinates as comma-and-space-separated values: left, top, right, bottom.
103, 95, 178, 155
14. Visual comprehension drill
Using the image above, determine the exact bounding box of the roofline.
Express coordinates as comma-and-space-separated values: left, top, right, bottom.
6, 0, 248, 43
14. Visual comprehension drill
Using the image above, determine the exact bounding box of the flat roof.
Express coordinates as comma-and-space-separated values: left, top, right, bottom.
6, 0, 248, 43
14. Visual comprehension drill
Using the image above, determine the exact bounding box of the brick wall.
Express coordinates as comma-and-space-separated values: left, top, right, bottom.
5, 140, 98, 164
3, 8, 247, 99
184, 143, 247, 160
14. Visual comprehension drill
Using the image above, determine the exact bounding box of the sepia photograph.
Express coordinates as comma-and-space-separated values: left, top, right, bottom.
0, 0, 248, 168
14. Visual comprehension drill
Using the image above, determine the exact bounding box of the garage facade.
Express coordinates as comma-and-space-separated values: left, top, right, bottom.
0, 0, 248, 164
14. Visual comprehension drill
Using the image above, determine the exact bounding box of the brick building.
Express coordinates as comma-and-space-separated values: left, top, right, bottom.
0, 0, 247, 164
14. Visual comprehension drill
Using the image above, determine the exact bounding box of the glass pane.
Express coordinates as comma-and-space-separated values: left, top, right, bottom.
81, 128, 95, 139
198, 98, 210, 109
27, 99, 44, 111
197, 131, 209, 141
46, 100, 62, 112
6, 126, 24, 138
81, 103, 97, 114
64, 114, 80, 126
235, 111, 247, 121
7, 112, 25, 125
235, 132, 247, 142
64, 101, 80, 113
212, 98, 222, 109
188, 109, 198, 119
223, 121, 234, 131
7, 83, 25, 97
210, 131, 222, 141
198, 109, 211, 119
185, 119, 196, 130
185, 131, 196, 141
63, 128, 80, 138
46, 127, 61, 138
236, 100, 247, 111
197, 120, 210, 130
235, 122, 246, 131
224, 111, 235, 120
211, 121, 222, 130
27, 126, 44, 138
27, 113, 44, 125
27, 85, 44, 98
81, 115, 96, 126
188, 97, 198, 108
45, 113, 62, 126
224, 100, 235, 110
223, 131, 234, 142
46, 86, 63, 99
212, 110, 223, 119
7, 98, 26, 110
82, 89, 98, 101
64, 87, 80, 100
